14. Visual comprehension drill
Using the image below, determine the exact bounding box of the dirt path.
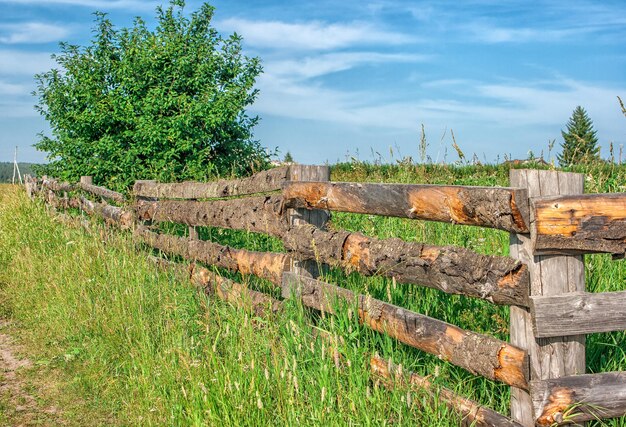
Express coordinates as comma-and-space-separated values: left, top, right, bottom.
0, 320, 62, 426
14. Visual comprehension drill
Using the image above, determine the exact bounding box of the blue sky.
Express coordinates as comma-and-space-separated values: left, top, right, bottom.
1, 0, 625, 165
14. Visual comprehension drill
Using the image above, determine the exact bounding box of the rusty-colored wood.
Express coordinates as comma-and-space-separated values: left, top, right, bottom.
135, 227, 289, 285
282, 273, 528, 389
531, 372, 626, 425
134, 195, 288, 236
370, 355, 523, 427
132, 166, 290, 199
533, 193, 626, 256
283, 181, 530, 233
283, 224, 530, 306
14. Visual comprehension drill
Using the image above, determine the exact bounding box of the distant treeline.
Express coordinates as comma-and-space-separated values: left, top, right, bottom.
0, 162, 37, 182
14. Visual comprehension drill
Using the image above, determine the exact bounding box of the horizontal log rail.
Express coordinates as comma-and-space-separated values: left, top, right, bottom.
135, 227, 289, 285
283, 181, 530, 233
135, 196, 288, 237
533, 193, 626, 256
531, 372, 626, 425
530, 290, 626, 337
370, 355, 523, 427
282, 272, 529, 390
191, 265, 282, 317
283, 224, 530, 307
78, 182, 126, 204
133, 166, 290, 199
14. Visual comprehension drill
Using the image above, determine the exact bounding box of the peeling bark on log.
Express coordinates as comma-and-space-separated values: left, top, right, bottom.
78, 182, 126, 204
283, 181, 530, 233
282, 273, 528, 389
531, 372, 626, 425
191, 265, 282, 317
134, 196, 289, 236
135, 227, 289, 285
132, 166, 290, 199
282, 224, 530, 307
370, 355, 523, 427
533, 193, 626, 256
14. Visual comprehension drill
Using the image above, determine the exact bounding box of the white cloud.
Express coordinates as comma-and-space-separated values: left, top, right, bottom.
0, 80, 28, 95
217, 18, 415, 51
0, 50, 55, 75
268, 52, 430, 80
0, 22, 70, 44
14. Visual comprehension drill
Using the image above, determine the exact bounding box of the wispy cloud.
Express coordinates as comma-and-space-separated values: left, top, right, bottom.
268, 52, 430, 80
0, 50, 55, 76
0, 22, 70, 44
0, 80, 28, 95
217, 18, 416, 51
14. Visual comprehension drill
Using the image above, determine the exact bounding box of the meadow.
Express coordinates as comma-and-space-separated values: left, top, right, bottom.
0, 161, 624, 426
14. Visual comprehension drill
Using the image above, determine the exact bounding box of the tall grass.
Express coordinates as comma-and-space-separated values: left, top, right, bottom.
0, 160, 624, 426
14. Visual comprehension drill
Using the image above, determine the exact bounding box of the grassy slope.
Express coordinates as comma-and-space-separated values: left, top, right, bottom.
0, 162, 624, 425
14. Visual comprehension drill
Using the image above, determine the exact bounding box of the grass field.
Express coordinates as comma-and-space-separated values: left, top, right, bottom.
0, 162, 625, 426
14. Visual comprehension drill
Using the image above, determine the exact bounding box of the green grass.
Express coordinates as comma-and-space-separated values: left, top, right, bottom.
0, 161, 625, 426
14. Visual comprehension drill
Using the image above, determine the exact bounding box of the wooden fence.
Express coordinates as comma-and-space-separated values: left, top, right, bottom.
24, 165, 626, 426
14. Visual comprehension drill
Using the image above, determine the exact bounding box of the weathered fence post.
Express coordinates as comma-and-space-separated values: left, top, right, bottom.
287, 165, 330, 278
80, 176, 93, 186
509, 169, 586, 426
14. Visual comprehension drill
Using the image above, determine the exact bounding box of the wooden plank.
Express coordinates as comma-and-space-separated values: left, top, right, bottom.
191, 265, 282, 317
132, 166, 290, 199
282, 273, 528, 389
370, 355, 523, 427
509, 169, 586, 426
135, 227, 289, 285
531, 372, 626, 425
530, 291, 626, 337
78, 182, 126, 204
283, 181, 530, 233
286, 165, 331, 279
533, 193, 626, 256
134, 195, 288, 237
284, 224, 530, 307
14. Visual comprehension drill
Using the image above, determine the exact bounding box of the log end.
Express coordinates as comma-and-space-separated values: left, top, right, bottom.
494, 344, 528, 391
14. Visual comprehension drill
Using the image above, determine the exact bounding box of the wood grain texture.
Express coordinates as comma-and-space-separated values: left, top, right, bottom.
283, 181, 530, 232
282, 273, 528, 389
533, 193, 626, 256
370, 356, 523, 427
132, 166, 290, 199
283, 224, 530, 306
530, 291, 626, 337
286, 165, 331, 279
135, 227, 289, 285
531, 372, 626, 425
509, 169, 586, 427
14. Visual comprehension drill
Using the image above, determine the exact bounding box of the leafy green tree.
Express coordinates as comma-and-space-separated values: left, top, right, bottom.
558, 106, 600, 166
34, 1, 267, 190
283, 151, 294, 163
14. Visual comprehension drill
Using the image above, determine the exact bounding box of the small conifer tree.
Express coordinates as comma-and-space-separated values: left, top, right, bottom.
558, 106, 600, 166
283, 151, 294, 163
